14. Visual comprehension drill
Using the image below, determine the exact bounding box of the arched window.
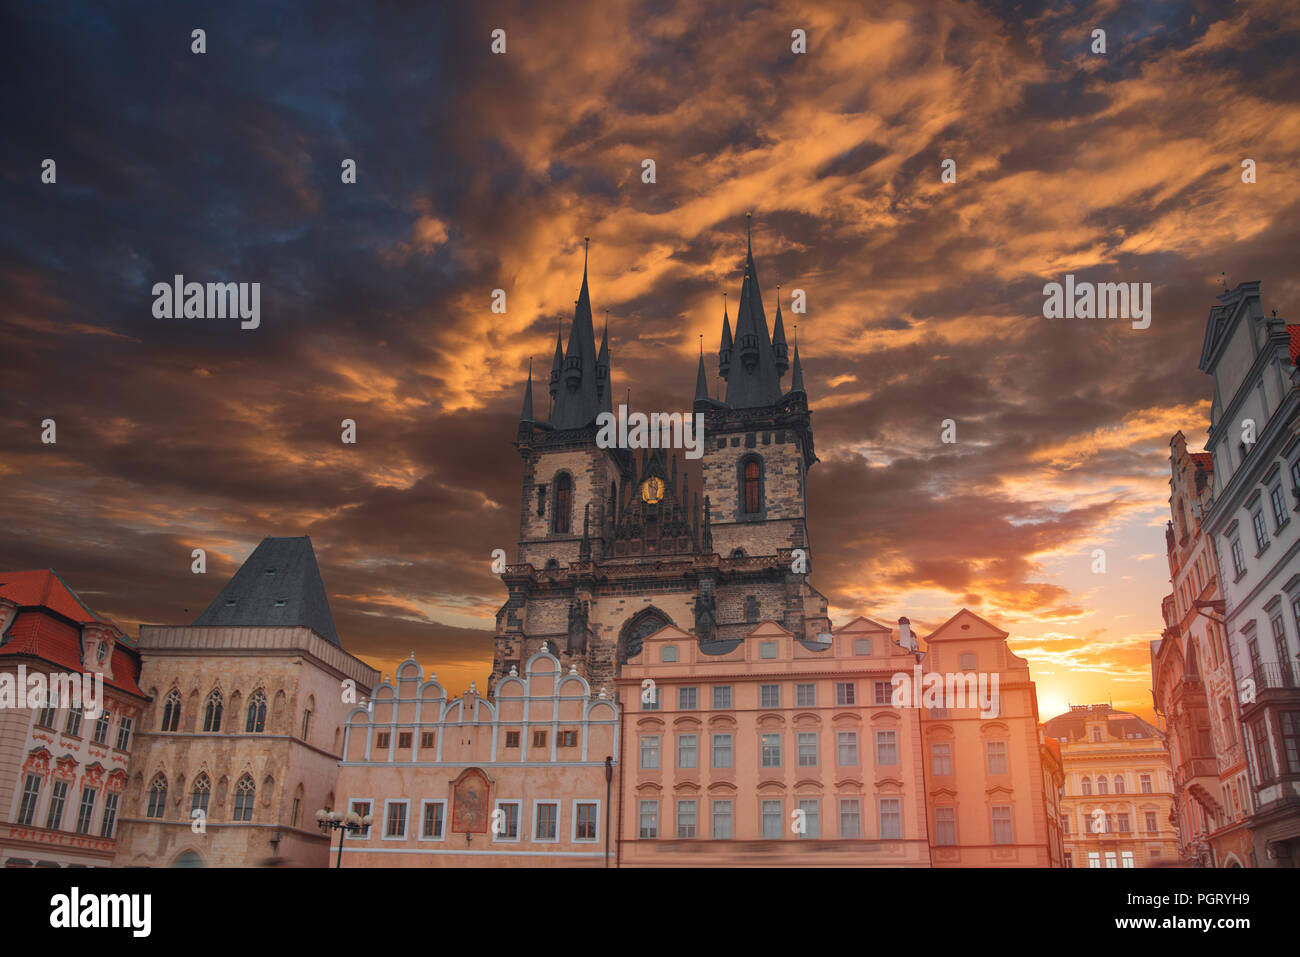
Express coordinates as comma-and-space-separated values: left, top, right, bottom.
1081, 777, 1092, 795
553, 473, 573, 534
246, 690, 267, 733
232, 775, 255, 822
147, 774, 168, 818
740, 456, 763, 514
191, 774, 211, 816
1097, 777, 1109, 795
160, 689, 182, 732
745, 596, 759, 623
301, 697, 314, 740
1114, 775, 1125, 794
203, 690, 223, 733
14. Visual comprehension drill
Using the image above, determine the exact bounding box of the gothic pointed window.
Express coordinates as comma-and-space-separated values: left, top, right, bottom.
146, 773, 168, 819
203, 690, 223, 733
745, 596, 759, 623
191, 774, 211, 816
160, 689, 182, 732
553, 473, 573, 534
739, 456, 763, 515
246, 690, 267, 733
232, 774, 255, 822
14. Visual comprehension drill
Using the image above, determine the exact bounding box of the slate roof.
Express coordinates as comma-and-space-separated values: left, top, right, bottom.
192, 536, 342, 647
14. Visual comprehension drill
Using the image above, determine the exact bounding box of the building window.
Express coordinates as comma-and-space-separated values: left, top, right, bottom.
638, 800, 658, 839
931, 742, 953, 775
1087, 851, 1100, 868
533, 729, 547, 748
1081, 776, 1092, 795
747, 597, 761, 624
796, 683, 816, 707
1139, 772, 1152, 793
159, 690, 181, 733
45, 780, 69, 830
348, 800, 372, 838
661, 645, 677, 662
36, 694, 59, 730
92, 711, 111, 746
398, 732, 412, 749
1121, 850, 1135, 868
100, 792, 118, 838
1144, 811, 1158, 833
854, 637, 872, 656
959, 652, 977, 670
421, 731, 435, 749
758, 638, 775, 657
712, 686, 732, 709
798, 732, 818, 767
552, 473, 572, 534
1272, 614, 1292, 675
1092, 727, 1103, 742
986, 741, 1008, 775
712, 733, 733, 768
1271, 484, 1289, 529
835, 682, 856, 706
575, 802, 598, 842
761, 733, 782, 768
376, 731, 390, 749
934, 807, 957, 846
191, 775, 210, 817
1114, 775, 1125, 795
1282, 712, 1300, 774
422, 801, 445, 839
16, 774, 41, 827
678, 687, 698, 710
1252, 509, 1269, 552
1097, 776, 1109, 795
233, 775, 256, 822
1118, 813, 1130, 832
797, 798, 820, 839
115, 716, 133, 752
555, 729, 575, 748
760, 684, 780, 708
677, 799, 697, 838
73, 787, 96, 835
301, 709, 312, 740
991, 805, 1013, 845
245, 690, 267, 733
203, 691, 223, 732
291, 798, 301, 828
761, 799, 783, 838
640, 735, 659, 769
712, 800, 733, 839
741, 457, 763, 514
642, 686, 659, 711
146, 774, 168, 819
493, 801, 519, 841
534, 802, 559, 841
839, 799, 862, 838
1104, 850, 1118, 868
879, 798, 901, 839
1230, 537, 1246, 577
380, 800, 406, 838
677, 734, 698, 768
874, 681, 893, 706
837, 731, 859, 766
876, 730, 898, 765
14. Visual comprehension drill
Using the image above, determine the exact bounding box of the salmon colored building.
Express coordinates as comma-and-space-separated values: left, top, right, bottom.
918, 610, 1055, 866
336, 646, 619, 867
615, 618, 930, 866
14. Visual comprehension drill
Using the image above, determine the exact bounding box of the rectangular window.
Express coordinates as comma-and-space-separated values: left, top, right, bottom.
761, 799, 783, 838
1230, 538, 1246, 577
798, 799, 820, 839
100, 791, 119, 838
712, 685, 732, 709
534, 802, 558, 841
934, 807, 957, 846
532, 729, 547, 748
991, 805, 1013, 845
385, 800, 407, 838
837, 731, 859, 766
839, 798, 861, 838
795, 683, 816, 707
798, 732, 818, 767
376, 732, 391, 749
1121, 850, 1135, 868
677, 799, 697, 838
16, 775, 41, 827
875, 730, 898, 765
74, 787, 97, 835
1291, 458, 1300, 497
761, 733, 782, 768
421, 731, 435, 749
640, 735, 660, 769
559, 730, 578, 748
115, 716, 133, 751
712, 800, 733, 839
1118, 813, 1130, 832
1272, 614, 1291, 674
1140, 773, 1153, 793
986, 740, 1009, 774
879, 798, 901, 839
398, 731, 412, 749
1104, 851, 1118, 868
677, 734, 698, 768
642, 686, 659, 710
422, 801, 445, 839
1271, 484, 1289, 528
931, 742, 953, 775
36, 696, 58, 730
760, 684, 780, 708
874, 681, 893, 706
661, 645, 678, 662
1145, 811, 1158, 833
92, 711, 111, 746
1252, 719, 1275, 778
835, 682, 856, 706
46, 780, 69, 831
494, 801, 520, 841
291, 798, 300, 828
853, 637, 872, 655
505, 730, 520, 748
1282, 712, 1300, 774
638, 800, 658, 839
760, 641, 777, 659
348, 800, 372, 838
712, 733, 733, 768
1087, 851, 1100, 868
64, 706, 83, 738
1252, 509, 1269, 551
575, 802, 598, 841
678, 687, 698, 710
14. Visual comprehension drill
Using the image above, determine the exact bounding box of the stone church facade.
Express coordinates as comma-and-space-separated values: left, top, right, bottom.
490, 220, 832, 696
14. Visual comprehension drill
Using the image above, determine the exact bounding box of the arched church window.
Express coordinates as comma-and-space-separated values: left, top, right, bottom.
742, 457, 763, 514
232, 775, 255, 822
203, 690, 223, 732
160, 689, 182, 732
191, 774, 211, 815
246, 690, 267, 733
622, 610, 670, 662
553, 474, 573, 534
147, 774, 168, 818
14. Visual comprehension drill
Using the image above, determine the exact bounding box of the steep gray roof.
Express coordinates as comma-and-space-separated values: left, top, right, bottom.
192, 536, 342, 647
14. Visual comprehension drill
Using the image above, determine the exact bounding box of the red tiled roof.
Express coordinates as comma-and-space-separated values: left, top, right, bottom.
1189, 452, 1214, 472
0, 570, 105, 625
1288, 325, 1300, 367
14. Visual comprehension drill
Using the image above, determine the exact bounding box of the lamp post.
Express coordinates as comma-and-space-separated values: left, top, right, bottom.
316, 807, 373, 868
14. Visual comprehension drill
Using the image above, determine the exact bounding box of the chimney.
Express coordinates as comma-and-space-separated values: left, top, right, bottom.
898, 617, 916, 652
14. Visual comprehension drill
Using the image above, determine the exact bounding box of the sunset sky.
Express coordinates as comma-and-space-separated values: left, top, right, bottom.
3, 0, 1299, 723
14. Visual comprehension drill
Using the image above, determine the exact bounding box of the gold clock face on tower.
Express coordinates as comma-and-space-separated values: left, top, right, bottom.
640, 477, 665, 504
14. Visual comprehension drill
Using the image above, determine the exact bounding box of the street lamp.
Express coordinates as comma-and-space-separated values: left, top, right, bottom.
316, 807, 373, 868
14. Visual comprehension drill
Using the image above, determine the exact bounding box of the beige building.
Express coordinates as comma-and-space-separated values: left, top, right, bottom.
336, 647, 619, 866
113, 537, 377, 867
1047, 705, 1179, 868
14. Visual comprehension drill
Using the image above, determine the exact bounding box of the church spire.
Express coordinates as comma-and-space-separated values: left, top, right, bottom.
773, 283, 789, 377
550, 236, 603, 429
597, 310, 612, 414
790, 333, 805, 395
718, 292, 732, 380
724, 213, 782, 409
520, 356, 534, 422
694, 335, 710, 404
